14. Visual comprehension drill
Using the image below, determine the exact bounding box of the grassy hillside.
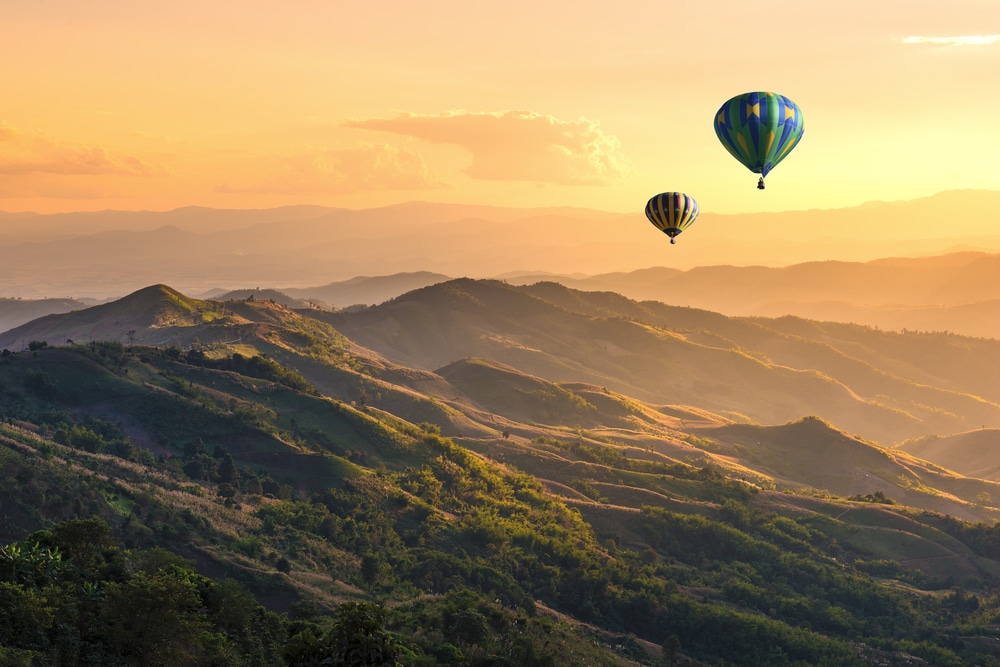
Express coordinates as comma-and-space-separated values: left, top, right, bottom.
899, 429, 1000, 480
9, 345, 1000, 665
5, 283, 1000, 510
11, 280, 1000, 449
328, 279, 1000, 444
11, 284, 1000, 663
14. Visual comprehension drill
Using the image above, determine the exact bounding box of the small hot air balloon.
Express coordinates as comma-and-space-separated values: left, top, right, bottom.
714, 91, 803, 189
644, 192, 700, 244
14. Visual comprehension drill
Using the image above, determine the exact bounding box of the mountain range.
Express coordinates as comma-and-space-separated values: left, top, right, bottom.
6, 279, 1000, 469
4, 190, 1000, 301
7, 279, 1000, 664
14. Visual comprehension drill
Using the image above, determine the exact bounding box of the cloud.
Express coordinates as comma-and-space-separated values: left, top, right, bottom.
0, 124, 163, 176
344, 110, 633, 186
903, 35, 999, 46
216, 143, 446, 195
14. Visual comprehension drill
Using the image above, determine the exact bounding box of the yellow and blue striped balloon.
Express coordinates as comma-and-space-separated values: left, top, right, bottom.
714, 91, 804, 188
644, 192, 700, 244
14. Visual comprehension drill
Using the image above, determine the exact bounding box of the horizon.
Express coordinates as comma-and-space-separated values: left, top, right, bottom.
3, 185, 998, 218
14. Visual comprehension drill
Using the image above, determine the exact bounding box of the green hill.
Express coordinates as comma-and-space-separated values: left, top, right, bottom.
10, 343, 1000, 665
328, 279, 1000, 444
898, 429, 1000, 480
706, 417, 1000, 523
11, 284, 1000, 663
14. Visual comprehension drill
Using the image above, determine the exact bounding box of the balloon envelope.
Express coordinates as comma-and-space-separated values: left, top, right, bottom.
644, 192, 700, 243
714, 92, 804, 180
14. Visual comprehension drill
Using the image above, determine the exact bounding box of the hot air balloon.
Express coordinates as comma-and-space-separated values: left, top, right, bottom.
714, 92, 803, 189
644, 192, 699, 244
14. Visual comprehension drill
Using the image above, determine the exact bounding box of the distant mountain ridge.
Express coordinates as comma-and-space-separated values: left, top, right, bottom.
0, 296, 91, 334
3, 189, 1000, 299
280, 271, 451, 308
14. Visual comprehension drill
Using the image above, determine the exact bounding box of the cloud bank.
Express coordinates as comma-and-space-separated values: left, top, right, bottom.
903, 35, 999, 46
345, 110, 632, 186
217, 143, 445, 195
0, 123, 161, 176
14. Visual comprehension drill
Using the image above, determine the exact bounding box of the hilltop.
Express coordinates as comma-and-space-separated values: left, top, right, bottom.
898, 429, 1000, 480
324, 278, 1000, 444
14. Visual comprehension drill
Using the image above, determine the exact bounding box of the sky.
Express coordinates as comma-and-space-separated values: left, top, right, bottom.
1, 0, 999, 217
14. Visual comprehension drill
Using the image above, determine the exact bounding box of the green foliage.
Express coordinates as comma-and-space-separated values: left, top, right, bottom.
283, 602, 403, 666
848, 490, 897, 504
327, 602, 401, 666
0, 519, 286, 666
535, 436, 754, 503
568, 478, 607, 503
189, 351, 320, 395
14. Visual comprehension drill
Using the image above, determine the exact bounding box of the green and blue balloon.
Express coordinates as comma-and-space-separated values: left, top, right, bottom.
714, 91, 804, 189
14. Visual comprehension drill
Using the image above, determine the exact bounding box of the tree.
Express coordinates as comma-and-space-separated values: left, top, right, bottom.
283, 602, 400, 666
662, 635, 681, 667
101, 571, 208, 667
328, 602, 400, 667
47, 517, 115, 573
217, 453, 237, 484
360, 554, 384, 589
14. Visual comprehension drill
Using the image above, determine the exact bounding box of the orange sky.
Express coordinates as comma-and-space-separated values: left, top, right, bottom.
1, 0, 998, 217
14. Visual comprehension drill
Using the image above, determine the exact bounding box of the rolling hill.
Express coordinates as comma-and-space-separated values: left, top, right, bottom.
510, 251, 1000, 339
898, 429, 1000, 481
7, 282, 1000, 664
4, 280, 1000, 509
324, 278, 1000, 444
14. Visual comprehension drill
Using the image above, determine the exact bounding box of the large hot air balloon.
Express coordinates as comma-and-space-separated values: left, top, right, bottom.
714, 92, 803, 189
644, 192, 699, 244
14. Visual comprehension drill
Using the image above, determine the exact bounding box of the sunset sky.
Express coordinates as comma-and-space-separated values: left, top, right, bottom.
2, 0, 998, 217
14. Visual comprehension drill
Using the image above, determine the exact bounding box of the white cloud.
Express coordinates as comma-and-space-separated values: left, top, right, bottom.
345, 110, 633, 186
216, 143, 446, 195
903, 35, 999, 46
0, 123, 163, 176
